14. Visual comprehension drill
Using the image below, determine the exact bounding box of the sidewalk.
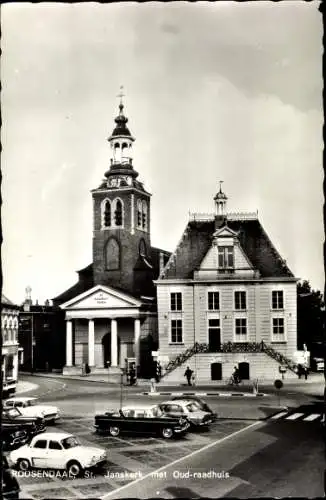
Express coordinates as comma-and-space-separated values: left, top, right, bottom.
19, 371, 324, 395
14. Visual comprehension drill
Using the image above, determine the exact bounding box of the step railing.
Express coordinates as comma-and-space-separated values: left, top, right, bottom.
161, 341, 298, 378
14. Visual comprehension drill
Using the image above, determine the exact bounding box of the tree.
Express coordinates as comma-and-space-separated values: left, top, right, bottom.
297, 280, 325, 355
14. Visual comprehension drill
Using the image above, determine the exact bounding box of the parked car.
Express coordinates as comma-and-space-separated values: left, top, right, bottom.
2, 455, 20, 499
159, 399, 215, 428
3, 397, 60, 423
9, 432, 107, 478
171, 395, 218, 421
94, 404, 190, 439
311, 357, 324, 372
2, 424, 29, 451
3, 407, 46, 437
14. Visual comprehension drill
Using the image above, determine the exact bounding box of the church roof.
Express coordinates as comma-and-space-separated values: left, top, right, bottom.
160, 218, 295, 280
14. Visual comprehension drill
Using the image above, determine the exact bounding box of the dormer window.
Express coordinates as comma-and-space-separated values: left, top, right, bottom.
218, 246, 234, 268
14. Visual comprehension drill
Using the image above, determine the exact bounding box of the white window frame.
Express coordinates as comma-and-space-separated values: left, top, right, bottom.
234, 316, 248, 342
142, 200, 148, 231
271, 290, 284, 310
271, 315, 287, 343
207, 291, 220, 311
170, 318, 183, 344
112, 197, 124, 228
218, 246, 234, 269
101, 198, 112, 229
234, 290, 247, 311
170, 292, 183, 312
207, 315, 222, 346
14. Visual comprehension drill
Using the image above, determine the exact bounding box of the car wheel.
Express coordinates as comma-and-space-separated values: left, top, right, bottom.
161, 427, 174, 439
109, 426, 120, 437
17, 459, 31, 471
67, 460, 83, 478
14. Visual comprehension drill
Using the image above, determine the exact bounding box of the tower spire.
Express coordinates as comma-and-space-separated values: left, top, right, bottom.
214, 181, 228, 216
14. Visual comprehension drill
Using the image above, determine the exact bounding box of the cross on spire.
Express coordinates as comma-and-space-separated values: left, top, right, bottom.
117, 85, 125, 104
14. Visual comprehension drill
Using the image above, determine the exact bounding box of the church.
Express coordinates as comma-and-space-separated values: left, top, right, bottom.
53, 97, 170, 379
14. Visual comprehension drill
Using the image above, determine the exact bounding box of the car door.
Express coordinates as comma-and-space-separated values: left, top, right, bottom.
47, 440, 64, 469
29, 438, 49, 468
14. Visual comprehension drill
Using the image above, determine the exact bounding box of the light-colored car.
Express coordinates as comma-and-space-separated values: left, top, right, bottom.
3, 397, 60, 423
9, 432, 107, 477
159, 399, 214, 427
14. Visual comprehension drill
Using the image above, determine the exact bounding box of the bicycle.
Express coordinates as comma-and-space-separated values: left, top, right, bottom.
225, 376, 242, 386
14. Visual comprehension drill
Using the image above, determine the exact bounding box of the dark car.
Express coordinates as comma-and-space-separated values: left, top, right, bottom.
2, 455, 20, 499
2, 407, 46, 438
1, 423, 29, 451
171, 395, 218, 422
94, 404, 190, 439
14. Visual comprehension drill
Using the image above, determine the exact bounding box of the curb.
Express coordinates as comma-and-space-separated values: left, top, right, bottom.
139, 391, 268, 397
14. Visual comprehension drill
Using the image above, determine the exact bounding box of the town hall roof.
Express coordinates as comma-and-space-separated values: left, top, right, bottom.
160, 218, 295, 280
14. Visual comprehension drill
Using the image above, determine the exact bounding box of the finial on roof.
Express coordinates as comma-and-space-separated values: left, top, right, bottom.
117, 85, 125, 114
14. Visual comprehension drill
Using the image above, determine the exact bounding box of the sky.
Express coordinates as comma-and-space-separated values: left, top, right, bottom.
1, 1, 323, 305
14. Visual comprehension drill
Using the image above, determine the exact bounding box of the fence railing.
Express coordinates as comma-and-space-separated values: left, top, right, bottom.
161, 340, 298, 378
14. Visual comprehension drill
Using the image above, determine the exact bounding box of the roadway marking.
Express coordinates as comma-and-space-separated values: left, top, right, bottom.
303, 414, 321, 421
101, 420, 263, 499
285, 413, 304, 420
271, 411, 288, 419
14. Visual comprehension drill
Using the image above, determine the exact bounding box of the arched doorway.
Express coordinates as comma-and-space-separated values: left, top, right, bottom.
239, 362, 250, 380
101, 332, 121, 368
211, 362, 222, 381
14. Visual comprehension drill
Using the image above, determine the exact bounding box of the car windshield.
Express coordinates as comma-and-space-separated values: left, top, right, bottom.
186, 402, 200, 412
25, 400, 35, 407
3, 408, 21, 418
61, 436, 80, 449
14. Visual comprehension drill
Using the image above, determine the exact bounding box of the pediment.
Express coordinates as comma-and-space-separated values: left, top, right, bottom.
60, 285, 142, 310
212, 225, 239, 239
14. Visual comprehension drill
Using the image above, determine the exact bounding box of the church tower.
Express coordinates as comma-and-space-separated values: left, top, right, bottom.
91, 91, 152, 295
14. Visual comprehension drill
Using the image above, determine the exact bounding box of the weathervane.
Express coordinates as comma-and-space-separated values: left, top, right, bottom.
117, 85, 125, 105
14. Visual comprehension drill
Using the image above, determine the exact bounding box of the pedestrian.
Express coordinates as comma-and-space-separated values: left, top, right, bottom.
184, 366, 193, 386
303, 363, 309, 380
297, 363, 303, 379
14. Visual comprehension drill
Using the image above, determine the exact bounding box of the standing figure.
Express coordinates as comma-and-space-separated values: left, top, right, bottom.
184, 366, 194, 386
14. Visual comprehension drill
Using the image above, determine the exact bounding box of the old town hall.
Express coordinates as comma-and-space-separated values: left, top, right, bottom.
53, 96, 170, 379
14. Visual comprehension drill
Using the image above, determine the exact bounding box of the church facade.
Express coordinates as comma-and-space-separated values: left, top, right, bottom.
53, 99, 170, 378
155, 187, 299, 382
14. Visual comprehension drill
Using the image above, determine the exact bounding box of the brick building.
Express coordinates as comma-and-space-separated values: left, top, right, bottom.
53, 97, 170, 379
155, 185, 299, 382
1, 294, 20, 395
18, 288, 65, 372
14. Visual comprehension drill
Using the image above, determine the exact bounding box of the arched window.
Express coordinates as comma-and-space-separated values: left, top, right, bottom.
137, 200, 142, 227
105, 238, 120, 270
114, 199, 123, 226
104, 200, 111, 228
142, 201, 147, 230
139, 238, 147, 257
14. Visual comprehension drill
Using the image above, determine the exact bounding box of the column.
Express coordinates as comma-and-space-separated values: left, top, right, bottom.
88, 319, 95, 366
66, 320, 73, 367
134, 318, 140, 365
111, 318, 118, 367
